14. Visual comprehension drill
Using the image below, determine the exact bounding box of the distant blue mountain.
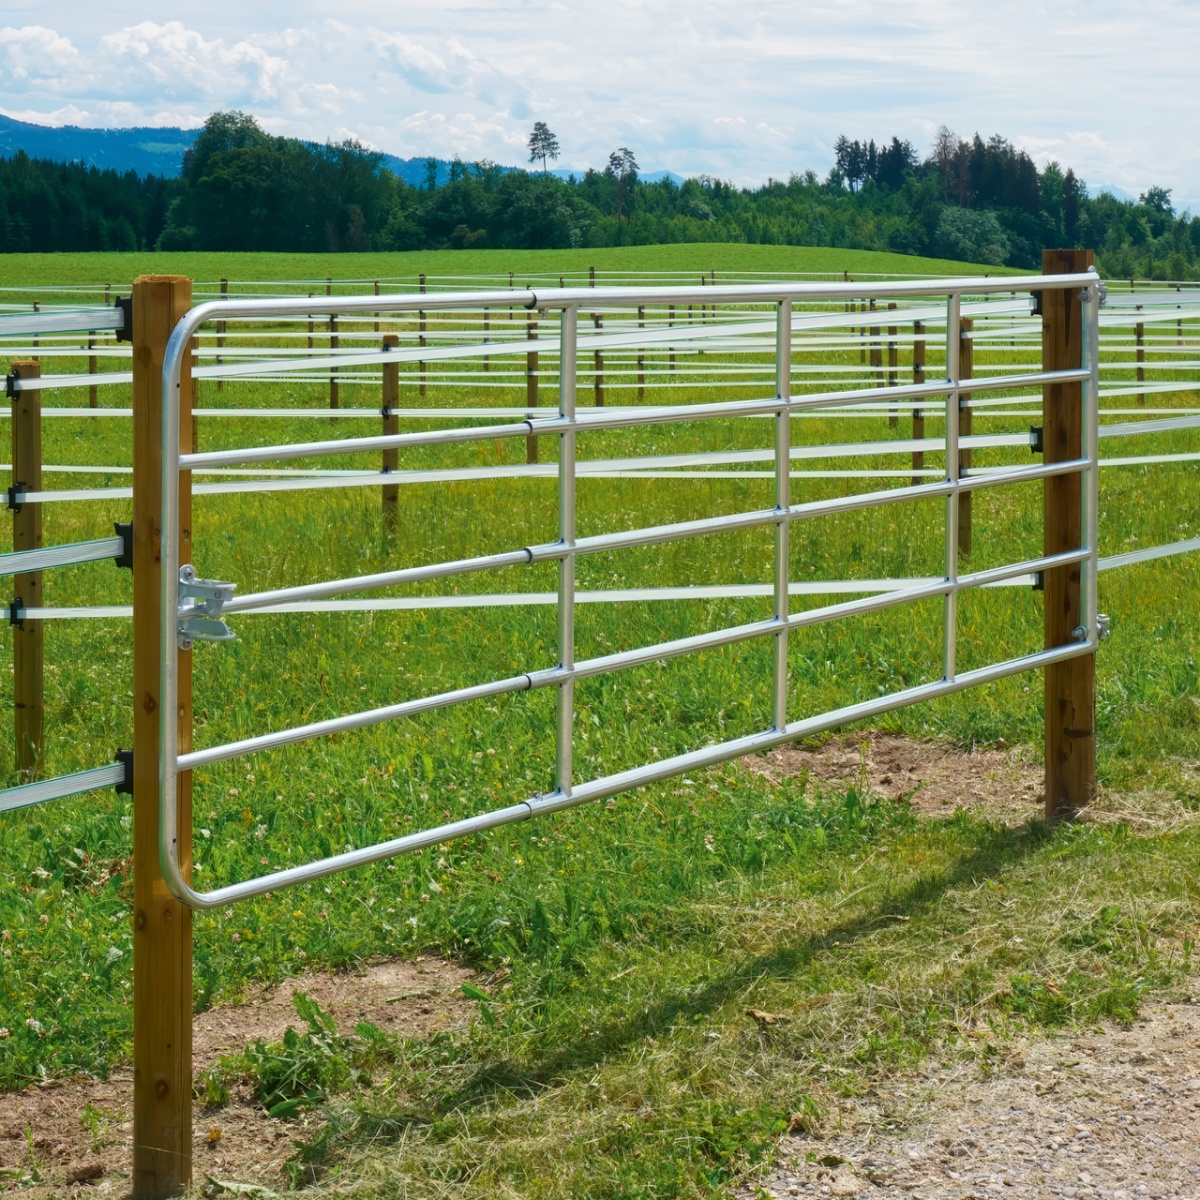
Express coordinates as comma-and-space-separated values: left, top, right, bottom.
0, 114, 687, 188
0, 112, 200, 176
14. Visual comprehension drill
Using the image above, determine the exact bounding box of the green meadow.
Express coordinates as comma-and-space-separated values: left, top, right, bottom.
0, 244, 1198, 1197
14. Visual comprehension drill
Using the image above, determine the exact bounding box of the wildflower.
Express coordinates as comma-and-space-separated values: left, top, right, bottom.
38, 915, 48, 926
231, 933, 241, 944
486, 748, 496, 757
0, 1028, 8, 1038
245, 774, 255, 783
228, 788, 239, 797
2, 949, 10, 959
419, 894, 430, 904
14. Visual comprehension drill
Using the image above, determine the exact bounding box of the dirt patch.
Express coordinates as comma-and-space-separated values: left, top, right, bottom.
0, 955, 475, 1196
736, 991, 1200, 1199
746, 732, 1044, 822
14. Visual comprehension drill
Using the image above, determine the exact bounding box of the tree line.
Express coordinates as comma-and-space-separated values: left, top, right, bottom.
2, 110, 1198, 281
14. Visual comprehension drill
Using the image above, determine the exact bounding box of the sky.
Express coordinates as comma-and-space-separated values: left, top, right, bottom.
3, 1, 1198, 208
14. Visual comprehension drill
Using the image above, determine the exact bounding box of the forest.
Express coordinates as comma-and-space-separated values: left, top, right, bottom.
1, 110, 1196, 280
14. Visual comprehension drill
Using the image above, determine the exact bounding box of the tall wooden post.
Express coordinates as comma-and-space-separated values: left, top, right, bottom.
957, 317, 974, 557
911, 322, 925, 486
216, 279, 227, 393
88, 332, 98, 408
593, 312, 604, 406
131, 276, 194, 1198
10, 361, 43, 776
382, 333, 399, 536
1042, 248, 1096, 820
1135, 321, 1145, 407
637, 305, 645, 401
668, 304, 676, 373
526, 316, 539, 464
869, 300, 881, 388
887, 301, 898, 427
418, 274, 427, 397
483, 307, 490, 373
373, 281, 380, 335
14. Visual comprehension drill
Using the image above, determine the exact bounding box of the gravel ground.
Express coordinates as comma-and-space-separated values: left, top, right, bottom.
737, 995, 1200, 1200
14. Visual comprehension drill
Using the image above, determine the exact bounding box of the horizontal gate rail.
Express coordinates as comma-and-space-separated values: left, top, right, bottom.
149, 270, 1103, 911
0, 535, 124, 577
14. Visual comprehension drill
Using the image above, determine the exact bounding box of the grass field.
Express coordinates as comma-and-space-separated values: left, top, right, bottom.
1, 244, 1198, 1197
0, 243, 1020, 294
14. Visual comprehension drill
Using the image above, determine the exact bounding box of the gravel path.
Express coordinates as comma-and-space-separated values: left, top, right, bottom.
738, 995, 1200, 1200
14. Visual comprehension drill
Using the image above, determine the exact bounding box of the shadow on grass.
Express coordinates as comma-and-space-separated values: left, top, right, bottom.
436, 816, 1050, 1112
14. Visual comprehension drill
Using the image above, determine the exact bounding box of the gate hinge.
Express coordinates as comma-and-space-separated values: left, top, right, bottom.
177, 563, 237, 650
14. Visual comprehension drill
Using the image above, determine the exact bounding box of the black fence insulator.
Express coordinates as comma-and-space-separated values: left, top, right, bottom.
4, 372, 16, 400
5, 483, 22, 513
1030, 425, 1044, 454
8, 596, 23, 628
114, 523, 133, 569
114, 296, 133, 343
1030, 290, 1044, 317
1032, 571, 1045, 592
115, 749, 133, 795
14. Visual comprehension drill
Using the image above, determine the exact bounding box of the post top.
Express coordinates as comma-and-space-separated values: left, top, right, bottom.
133, 274, 192, 285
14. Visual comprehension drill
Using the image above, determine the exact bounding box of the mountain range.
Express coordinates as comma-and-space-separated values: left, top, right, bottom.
0, 113, 684, 188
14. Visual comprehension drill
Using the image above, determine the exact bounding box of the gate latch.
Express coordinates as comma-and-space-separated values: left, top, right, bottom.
177, 564, 236, 650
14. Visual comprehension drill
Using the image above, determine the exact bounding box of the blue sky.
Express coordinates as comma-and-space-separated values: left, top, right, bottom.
3, 1, 1197, 208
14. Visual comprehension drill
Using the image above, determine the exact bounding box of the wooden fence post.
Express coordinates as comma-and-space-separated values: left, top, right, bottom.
637, 305, 645, 401
10, 360, 43, 777
668, 304, 676, 373
327, 280, 339, 410
418, 274, 427, 397
957, 317, 974, 557
216, 279, 227, 393
374, 281, 380, 335
887, 301, 898, 427
483, 306, 490, 373
131, 274, 194, 1198
869, 300, 881, 388
1135, 320, 1145, 407
382, 333, 399, 536
911, 321, 925, 486
88, 332, 98, 408
526, 316, 539, 463
592, 312, 604, 406
1042, 248, 1096, 821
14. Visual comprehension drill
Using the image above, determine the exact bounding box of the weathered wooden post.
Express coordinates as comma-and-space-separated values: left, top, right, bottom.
10, 360, 43, 776
911, 321, 925, 486
526, 315, 539, 463
593, 312, 604, 406
382, 333, 399, 535
88, 331, 99, 408
957, 317, 974, 557
637, 304, 645, 401
326, 279, 339, 411
131, 275, 194, 1198
418, 274, 427, 397
216, 278, 227, 393
1135, 320, 1145, 407
869, 300, 881, 388
1042, 248, 1096, 820
483, 306, 490, 373
374, 280, 380, 335
668, 304, 676, 373
887, 301, 898, 427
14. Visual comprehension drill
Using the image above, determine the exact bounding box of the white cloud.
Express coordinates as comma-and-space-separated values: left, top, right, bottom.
1, 4, 1198, 200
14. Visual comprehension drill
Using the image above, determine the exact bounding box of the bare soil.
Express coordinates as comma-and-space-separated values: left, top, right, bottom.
737, 994, 1200, 1200
746, 732, 1045, 821
0, 955, 475, 1197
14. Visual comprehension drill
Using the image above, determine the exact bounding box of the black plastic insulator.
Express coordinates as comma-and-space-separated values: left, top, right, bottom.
114, 296, 133, 344
1030, 425, 1044, 454
8, 596, 23, 628
115, 749, 133, 795
114, 522, 133, 569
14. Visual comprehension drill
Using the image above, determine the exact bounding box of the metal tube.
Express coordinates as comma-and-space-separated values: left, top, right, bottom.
944, 292, 961, 682
557, 306, 577, 797
180, 673, 536, 771
1083, 277, 1102, 640
773, 300, 791, 730
224, 549, 532, 615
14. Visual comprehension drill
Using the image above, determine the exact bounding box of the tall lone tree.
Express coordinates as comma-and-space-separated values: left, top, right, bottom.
607, 146, 639, 223
528, 122, 561, 174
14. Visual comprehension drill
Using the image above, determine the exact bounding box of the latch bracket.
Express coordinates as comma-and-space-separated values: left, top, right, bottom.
177, 563, 237, 650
